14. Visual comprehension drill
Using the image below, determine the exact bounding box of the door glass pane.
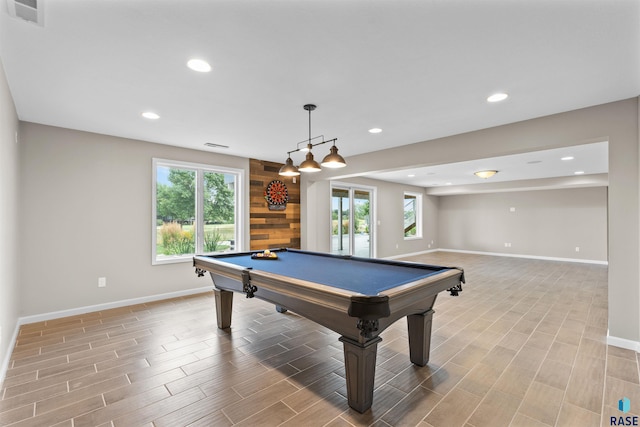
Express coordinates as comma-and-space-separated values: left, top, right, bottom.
331, 188, 350, 255
354, 190, 371, 257
203, 172, 236, 253
156, 166, 196, 258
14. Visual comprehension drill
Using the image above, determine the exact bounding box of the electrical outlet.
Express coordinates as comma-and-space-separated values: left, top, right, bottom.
98, 277, 107, 288
575, 247, 580, 252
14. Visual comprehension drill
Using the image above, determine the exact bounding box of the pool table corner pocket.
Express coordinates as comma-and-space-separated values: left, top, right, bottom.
348, 295, 390, 339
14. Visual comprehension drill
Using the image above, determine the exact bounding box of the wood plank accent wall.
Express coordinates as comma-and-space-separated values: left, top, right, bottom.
249, 159, 301, 250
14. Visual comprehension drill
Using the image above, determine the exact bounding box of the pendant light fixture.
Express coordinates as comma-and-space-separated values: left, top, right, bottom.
279, 104, 346, 176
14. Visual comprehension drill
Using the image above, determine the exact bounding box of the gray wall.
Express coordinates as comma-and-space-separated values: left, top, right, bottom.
0, 59, 19, 378
303, 98, 639, 344
438, 187, 608, 261
302, 177, 439, 257
304, 176, 606, 261
18, 123, 250, 316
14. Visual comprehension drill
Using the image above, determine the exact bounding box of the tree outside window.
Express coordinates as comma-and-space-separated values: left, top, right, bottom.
153, 159, 242, 264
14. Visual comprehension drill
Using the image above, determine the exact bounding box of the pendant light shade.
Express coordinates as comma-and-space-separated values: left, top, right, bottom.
298, 145, 322, 172
321, 144, 347, 168
278, 156, 300, 176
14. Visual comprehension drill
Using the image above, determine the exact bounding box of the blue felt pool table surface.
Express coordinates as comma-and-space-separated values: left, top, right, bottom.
211, 249, 451, 295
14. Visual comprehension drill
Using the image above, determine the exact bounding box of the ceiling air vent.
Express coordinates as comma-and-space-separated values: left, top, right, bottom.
7, 0, 44, 26
204, 143, 229, 149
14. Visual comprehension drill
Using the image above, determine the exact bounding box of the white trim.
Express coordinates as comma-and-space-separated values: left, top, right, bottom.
438, 248, 608, 265
17, 286, 213, 326
384, 248, 439, 260
0, 322, 21, 389
384, 247, 608, 265
607, 335, 640, 353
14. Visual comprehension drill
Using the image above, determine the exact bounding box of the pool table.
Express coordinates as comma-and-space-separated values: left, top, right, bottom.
193, 248, 464, 413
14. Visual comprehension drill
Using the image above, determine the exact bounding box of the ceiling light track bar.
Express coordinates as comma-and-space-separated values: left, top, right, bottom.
295, 135, 325, 151
289, 137, 338, 156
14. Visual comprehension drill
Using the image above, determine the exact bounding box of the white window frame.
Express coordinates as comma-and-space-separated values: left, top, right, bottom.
152, 158, 244, 265
403, 191, 422, 240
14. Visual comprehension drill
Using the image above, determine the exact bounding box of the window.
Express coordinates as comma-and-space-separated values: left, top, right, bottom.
403, 192, 422, 239
152, 159, 243, 264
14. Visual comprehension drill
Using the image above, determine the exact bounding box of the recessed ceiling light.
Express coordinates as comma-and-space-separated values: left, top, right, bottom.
142, 112, 160, 120
561, 156, 574, 161
474, 170, 498, 179
187, 59, 212, 72
407, 174, 415, 177
487, 93, 508, 103
574, 171, 585, 175
445, 182, 453, 185
369, 128, 382, 134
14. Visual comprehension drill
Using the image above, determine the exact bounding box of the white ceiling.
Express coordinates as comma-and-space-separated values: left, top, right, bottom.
367, 141, 609, 187
0, 0, 638, 187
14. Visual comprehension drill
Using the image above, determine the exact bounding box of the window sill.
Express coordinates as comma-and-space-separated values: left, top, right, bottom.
152, 255, 193, 266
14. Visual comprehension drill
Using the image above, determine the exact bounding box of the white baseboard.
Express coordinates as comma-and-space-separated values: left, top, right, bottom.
384, 248, 439, 260
1, 286, 213, 387
17, 286, 214, 325
438, 248, 608, 265
0, 322, 20, 390
385, 248, 607, 265
607, 335, 640, 353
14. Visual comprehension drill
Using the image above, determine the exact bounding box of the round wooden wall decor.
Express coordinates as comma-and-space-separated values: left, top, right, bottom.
265, 179, 289, 211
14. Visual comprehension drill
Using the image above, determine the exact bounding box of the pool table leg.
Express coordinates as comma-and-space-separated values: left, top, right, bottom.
213, 288, 233, 329
339, 336, 382, 413
407, 309, 434, 366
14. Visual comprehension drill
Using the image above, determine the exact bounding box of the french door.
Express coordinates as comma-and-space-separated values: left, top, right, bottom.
330, 184, 374, 257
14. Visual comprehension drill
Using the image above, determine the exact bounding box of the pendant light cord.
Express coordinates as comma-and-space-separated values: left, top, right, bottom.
308, 107, 312, 148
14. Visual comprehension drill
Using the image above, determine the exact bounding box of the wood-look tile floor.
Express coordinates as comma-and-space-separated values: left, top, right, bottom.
1, 252, 638, 426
